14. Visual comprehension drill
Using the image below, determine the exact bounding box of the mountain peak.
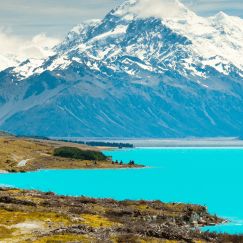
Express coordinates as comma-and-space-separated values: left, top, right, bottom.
113, 0, 194, 20
213, 11, 229, 21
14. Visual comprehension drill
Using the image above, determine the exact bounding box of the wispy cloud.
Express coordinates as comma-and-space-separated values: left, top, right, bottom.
0, 28, 60, 59
131, 0, 188, 19
0, 0, 121, 38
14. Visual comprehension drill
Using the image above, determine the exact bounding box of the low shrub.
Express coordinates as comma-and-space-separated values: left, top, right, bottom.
53, 147, 107, 161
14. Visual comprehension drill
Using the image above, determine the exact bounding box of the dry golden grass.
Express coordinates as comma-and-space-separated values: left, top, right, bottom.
0, 209, 72, 226
0, 137, 52, 171
0, 226, 16, 239
31, 234, 92, 243
81, 213, 120, 228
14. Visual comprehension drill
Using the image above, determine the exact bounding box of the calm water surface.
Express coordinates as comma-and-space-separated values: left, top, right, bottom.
0, 148, 243, 234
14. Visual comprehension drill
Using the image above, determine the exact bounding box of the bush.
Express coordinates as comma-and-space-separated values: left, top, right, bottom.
53, 147, 107, 161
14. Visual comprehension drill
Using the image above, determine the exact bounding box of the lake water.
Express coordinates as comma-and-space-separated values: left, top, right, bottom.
0, 148, 243, 234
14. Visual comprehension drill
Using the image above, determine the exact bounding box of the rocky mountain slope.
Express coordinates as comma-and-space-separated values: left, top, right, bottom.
0, 0, 242, 137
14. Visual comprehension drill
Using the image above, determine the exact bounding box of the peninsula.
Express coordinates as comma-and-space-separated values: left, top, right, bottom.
0, 133, 141, 173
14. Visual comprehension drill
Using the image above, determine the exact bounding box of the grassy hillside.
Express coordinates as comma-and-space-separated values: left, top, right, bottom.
0, 136, 141, 172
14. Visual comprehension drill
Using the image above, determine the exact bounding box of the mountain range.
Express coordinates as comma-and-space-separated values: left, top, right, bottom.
0, 0, 243, 138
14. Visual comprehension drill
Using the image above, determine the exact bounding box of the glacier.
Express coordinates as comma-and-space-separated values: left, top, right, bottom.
0, 0, 243, 138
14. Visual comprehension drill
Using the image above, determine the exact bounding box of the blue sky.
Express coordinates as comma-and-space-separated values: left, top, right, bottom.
0, 0, 242, 38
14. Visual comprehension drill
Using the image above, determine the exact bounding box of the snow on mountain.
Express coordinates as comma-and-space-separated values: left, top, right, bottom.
0, 0, 243, 137
11, 0, 243, 82
13, 59, 45, 80
164, 11, 243, 72
54, 19, 101, 54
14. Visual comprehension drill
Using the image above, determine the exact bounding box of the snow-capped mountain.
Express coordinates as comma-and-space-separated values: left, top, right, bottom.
0, 0, 243, 137
11, 0, 243, 80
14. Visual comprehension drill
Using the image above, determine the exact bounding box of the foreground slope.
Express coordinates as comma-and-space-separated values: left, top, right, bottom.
0, 187, 229, 242
0, 0, 243, 137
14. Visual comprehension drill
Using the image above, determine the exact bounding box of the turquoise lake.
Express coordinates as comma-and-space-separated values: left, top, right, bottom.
0, 148, 243, 234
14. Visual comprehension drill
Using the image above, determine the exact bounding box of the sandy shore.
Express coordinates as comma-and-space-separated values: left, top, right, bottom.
0, 170, 9, 174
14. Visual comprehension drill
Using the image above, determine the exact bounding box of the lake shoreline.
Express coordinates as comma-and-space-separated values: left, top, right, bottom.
1, 134, 243, 239
51, 137, 243, 148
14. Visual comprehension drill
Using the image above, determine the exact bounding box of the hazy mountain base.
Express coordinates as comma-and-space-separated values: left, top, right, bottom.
0, 68, 243, 138
51, 137, 243, 148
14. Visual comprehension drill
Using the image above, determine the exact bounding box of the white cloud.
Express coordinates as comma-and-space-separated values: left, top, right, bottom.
0, 29, 60, 71
0, 29, 60, 59
130, 0, 190, 19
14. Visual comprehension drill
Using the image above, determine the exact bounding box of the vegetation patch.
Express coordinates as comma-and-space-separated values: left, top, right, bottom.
0, 209, 72, 227
81, 213, 118, 228
32, 234, 92, 243
53, 146, 107, 161
0, 226, 16, 239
